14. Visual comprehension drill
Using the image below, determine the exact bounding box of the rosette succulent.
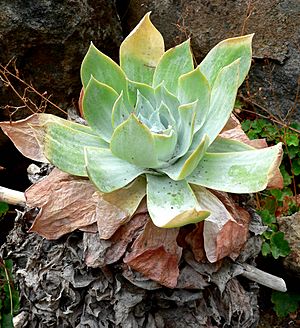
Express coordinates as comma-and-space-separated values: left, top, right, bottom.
2, 13, 282, 229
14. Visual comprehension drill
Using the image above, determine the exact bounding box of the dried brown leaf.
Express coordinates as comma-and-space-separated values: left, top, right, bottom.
26, 168, 99, 239
209, 190, 251, 261
124, 220, 182, 288
192, 186, 250, 263
83, 213, 149, 268
97, 177, 146, 239
0, 114, 48, 162
105, 213, 149, 264
79, 223, 98, 233
184, 221, 206, 262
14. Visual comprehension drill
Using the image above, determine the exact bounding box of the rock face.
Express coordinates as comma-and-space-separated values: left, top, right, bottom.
122, 0, 300, 122
0, 0, 123, 120
278, 212, 300, 278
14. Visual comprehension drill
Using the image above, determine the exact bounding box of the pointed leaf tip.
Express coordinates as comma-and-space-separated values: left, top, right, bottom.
120, 12, 165, 85
153, 39, 194, 94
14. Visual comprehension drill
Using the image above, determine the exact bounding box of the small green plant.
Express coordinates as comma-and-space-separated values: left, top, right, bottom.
0, 259, 19, 327
0, 202, 9, 219
271, 291, 300, 318
241, 118, 299, 258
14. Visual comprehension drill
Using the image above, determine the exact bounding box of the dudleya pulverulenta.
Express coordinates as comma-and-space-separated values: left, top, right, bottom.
1, 13, 283, 228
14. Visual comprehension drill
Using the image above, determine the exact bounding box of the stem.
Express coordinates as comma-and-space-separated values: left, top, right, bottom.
0, 187, 26, 206
236, 263, 287, 292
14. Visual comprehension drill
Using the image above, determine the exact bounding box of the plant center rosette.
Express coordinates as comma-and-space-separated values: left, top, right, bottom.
0, 13, 283, 286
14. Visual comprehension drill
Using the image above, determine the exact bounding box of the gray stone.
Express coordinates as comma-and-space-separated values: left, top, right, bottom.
278, 211, 300, 278
122, 0, 300, 121
0, 0, 123, 120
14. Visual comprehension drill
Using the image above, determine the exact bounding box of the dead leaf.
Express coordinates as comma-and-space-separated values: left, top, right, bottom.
83, 232, 112, 267
209, 190, 251, 261
184, 221, 206, 262
96, 177, 146, 239
0, 114, 48, 162
83, 213, 149, 268
105, 213, 149, 264
26, 168, 99, 239
192, 186, 250, 263
79, 223, 98, 233
124, 220, 182, 288
176, 265, 209, 289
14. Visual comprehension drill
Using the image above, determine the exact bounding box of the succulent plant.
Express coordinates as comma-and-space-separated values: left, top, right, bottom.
2, 13, 282, 229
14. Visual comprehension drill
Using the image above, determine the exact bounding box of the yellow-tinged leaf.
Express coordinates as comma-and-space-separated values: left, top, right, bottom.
120, 12, 165, 85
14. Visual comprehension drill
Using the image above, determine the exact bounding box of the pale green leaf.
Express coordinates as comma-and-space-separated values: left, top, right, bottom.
199, 34, 253, 87
174, 101, 197, 158
146, 174, 210, 228
120, 12, 165, 85
85, 147, 145, 192
83, 76, 119, 142
153, 39, 194, 94
187, 143, 283, 193
81, 42, 128, 94
208, 136, 254, 153
127, 79, 156, 108
148, 109, 166, 132
110, 113, 164, 168
160, 134, 209, 180
158, 102, 176, 130
195, 59, 240, 146
111, 91, 130, 129
178, 67, 210, 131
135, 91, 155, 121
44, 122, 107, 176
153, 128, 178, 162
154, 84, 180, 122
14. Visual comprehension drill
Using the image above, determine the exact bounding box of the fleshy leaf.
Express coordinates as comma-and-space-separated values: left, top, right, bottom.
85, 147, 145, 192
83, 76, 119, 141
0, 114, 103, 163
96, 176, 146, 239
174, 101, 197, 158
111, 91, 130, 129
44, 121, 107, 176
178, 67, 210, 131
153, 128, 177, 162
155, 84, 180, 122
187, 143, 283, 193
161, 134, 209, 180
127, 80, 156, 108
208, 136, 254, 153
120, 12, 165, 85
153, 39, 194, 94
110, 113, 164, 168
192, 186, 249, 263
146, 174, 210, 228
81, 42, 127, 94
158, 102, 176, 129
199, 34, 253, 87
135, 91, 155, 121
195, 59, 240, 145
